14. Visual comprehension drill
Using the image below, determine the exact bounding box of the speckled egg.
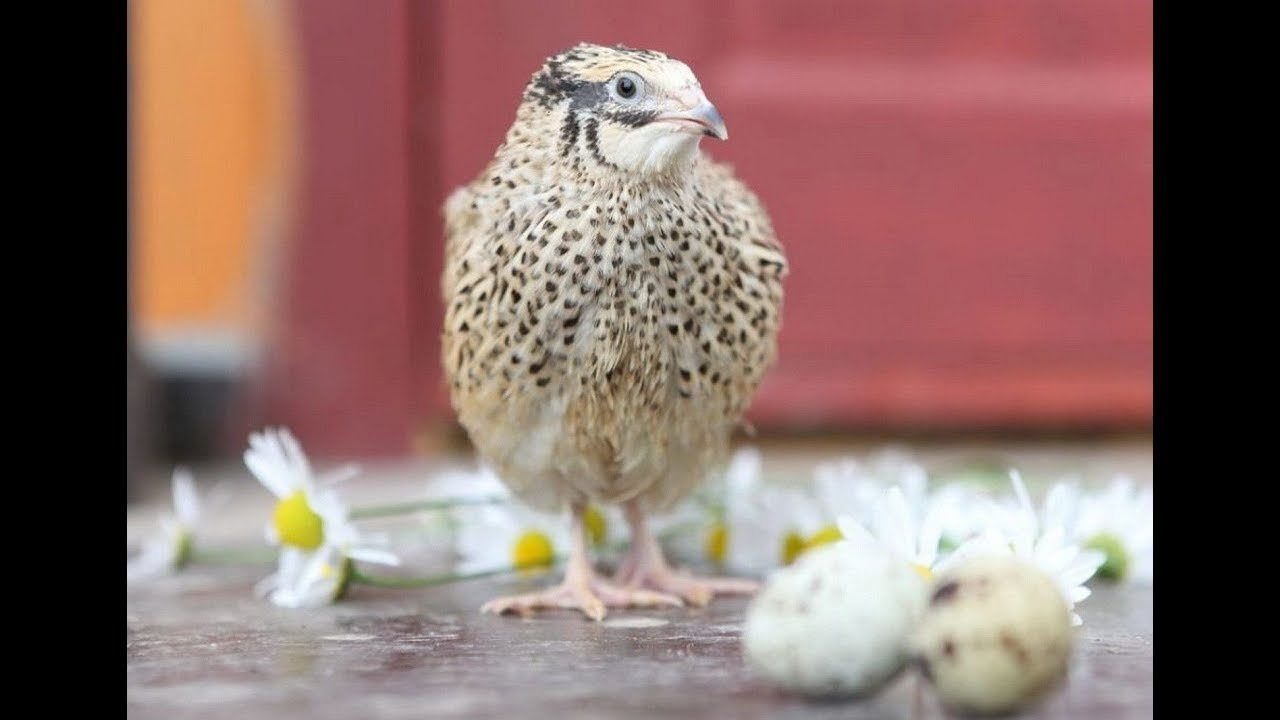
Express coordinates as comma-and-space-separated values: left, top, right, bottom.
911, 555, 1074, 715
742, 542, 928, 698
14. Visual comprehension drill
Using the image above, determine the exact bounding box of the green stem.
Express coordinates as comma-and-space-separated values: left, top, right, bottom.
348, 495, 509, 520
189, 547, 277, 564
350, 563, 560, 589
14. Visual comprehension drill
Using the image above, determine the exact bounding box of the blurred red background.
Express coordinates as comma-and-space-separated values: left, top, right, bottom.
131, 0, 1152, 459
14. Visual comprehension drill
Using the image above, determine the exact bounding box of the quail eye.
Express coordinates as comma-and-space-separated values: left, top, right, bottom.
612, 73, 642, 101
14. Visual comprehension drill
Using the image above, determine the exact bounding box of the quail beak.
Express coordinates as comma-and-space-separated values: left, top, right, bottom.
655, 94, 729, 141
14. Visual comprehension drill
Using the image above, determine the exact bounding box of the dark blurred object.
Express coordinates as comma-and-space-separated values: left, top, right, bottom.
127, 338, 151, 503
252, 0, 1149, 456
157, 375, 239, 465
128, 335, 241, 499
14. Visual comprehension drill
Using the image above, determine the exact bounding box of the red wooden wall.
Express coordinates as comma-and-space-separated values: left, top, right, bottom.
258, 0, 1152, 456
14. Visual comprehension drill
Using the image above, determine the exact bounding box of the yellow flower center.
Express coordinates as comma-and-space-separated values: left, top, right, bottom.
705, 521, 727, 565
781, 531, 806, 565
912, 563, 933, 581
511, 530, 555, 570
272, 491, 324, 550
806, 524, 844, 549
781, 524, 844, 565
584, 505, 607, 548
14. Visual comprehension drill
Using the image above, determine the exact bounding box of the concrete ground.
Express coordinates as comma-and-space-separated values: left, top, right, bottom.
127, 435, 1153, 719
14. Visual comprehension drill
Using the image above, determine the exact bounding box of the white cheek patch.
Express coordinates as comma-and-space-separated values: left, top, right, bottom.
602, 123, 701, 175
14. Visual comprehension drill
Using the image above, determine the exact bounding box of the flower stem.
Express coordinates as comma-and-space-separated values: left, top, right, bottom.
348, 495, 509, 520
189, 547, 277, 564
349, 565, 538, 589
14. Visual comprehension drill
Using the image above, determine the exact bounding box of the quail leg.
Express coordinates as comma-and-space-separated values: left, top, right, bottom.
480, 501, 684, 621
614, 500, 760, 607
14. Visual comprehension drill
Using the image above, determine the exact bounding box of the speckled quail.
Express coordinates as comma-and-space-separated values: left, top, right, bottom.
442, 43, 787, 620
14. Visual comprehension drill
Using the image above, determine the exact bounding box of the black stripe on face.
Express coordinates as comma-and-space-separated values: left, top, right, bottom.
527, 60, 586, 110
560, 111, 580, 157
599, 108, 658, 128
583, 118, 618, 170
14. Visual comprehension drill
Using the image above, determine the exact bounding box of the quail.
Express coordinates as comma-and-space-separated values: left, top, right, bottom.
442, 43, 787, 620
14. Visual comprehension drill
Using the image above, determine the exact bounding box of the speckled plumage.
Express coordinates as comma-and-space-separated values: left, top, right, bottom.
442, 43, 787, 515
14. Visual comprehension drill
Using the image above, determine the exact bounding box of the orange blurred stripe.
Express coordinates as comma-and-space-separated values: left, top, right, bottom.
130, 0, 298, 347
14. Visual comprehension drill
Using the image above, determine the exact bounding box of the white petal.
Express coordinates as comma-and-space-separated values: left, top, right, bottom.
917, 504, 945, 567
127, 537, 176, 583
836, 515, 875, 547
873, 486, 915, 559
725, 447, 763, 493
275, 547, 308, 587
171, 467, 201, 525
347, 547, 402, 566
245, 427, 317, 497
426, 464, 512, 501
455, 557, 497, 575
936, 528, 1007, 573
1033, 527, 1075, 569
1009, 470, 1037, 534
1060, 553, 1105, 588
900, 464, 929, 513
268, 547, 343, 608
358, 530, 393, 546
277, 428, 314, 481
245, 448, 292, 498
319, 463, 362, 487
309, 488, 350, 528
1042, 482, 1081, 539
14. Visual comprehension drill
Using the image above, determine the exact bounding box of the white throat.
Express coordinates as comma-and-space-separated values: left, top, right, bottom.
607, 126, 702, 175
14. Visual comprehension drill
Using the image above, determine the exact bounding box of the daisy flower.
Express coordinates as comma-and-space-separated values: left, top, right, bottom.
928, 483, 992, 552
425, 463, 512, 502
259, 544, 357, 608
1074, 475, 1153, 585
650, 496, 724, 569
747, 481, 839, 566
822, 455, 988, 565
127, 468, 201, 582
651, 447, 830, 573
407, 463, 514, 550
810, 450, 990, 551
453, 502, 573, 575
654, 446, 759, 570
837, 484, 945, 581
244, 427, 400, 607
943, 471, 1105, 626
715, 448, 843, 574
809, 457, 887, 529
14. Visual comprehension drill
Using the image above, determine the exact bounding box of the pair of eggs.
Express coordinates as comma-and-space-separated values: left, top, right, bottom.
742, 544, 1073, 715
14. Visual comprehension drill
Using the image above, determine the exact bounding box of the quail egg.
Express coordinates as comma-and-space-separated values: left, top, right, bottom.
742, 541, 928, 697
911, 555, 1074, 715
